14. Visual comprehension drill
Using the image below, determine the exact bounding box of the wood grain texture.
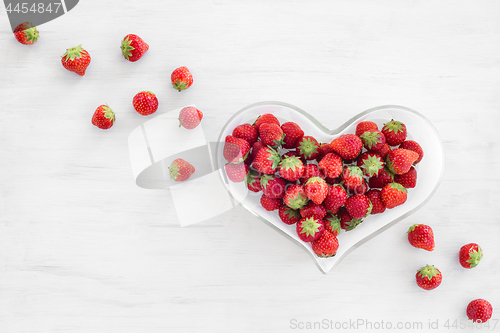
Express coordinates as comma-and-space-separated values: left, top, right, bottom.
1, 1, 500, 332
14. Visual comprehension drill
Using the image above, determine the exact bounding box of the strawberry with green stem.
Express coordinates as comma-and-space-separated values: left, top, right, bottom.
338, 207, 363, 231
415, 265, 442, 290
252, 146, 281, 174
260, 174, 286, 199
121, 34, 149, 62
284, 184, 309, 210
340, 166, 364, 191
360, 130, 386, 152
171, 66, 193, 92
459, 243, 483, 269
91, 105, 115, 130
355, 120, 378, 137
245, 169, 262, 192
381, 182, 407, 209
296, 136, 320, 160
169, 158, 195, 182
382, 120, 407, 146
260, 123, 284, 147
324, 213, 341, 236
279, 155, 304, 181
407, 224, 435, 251
357, 151, 384, 177
386, 148, 419, 175
311, 230, 339, 258
14, 22, 39, 45
299, 164, 324, 184
296, 217, 324, 242
278, 205, 301, 225
61, 45, 91, 76
305, 177, 328, 205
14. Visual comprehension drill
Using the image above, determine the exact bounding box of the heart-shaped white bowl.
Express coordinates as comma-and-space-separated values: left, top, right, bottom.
215, 102, 444, 274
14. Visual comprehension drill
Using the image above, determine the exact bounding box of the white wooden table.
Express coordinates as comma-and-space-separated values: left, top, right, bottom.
1, 1, 499, 332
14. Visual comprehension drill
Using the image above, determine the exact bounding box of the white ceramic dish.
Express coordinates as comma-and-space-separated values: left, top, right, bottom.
215, 102, 445, 274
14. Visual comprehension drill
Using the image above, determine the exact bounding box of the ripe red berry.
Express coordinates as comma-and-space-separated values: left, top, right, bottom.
467, 299, 493, 323
415, 265, 442, 290
407, 224, 435, 251
133, 91, 158, 116
91, 105, 115, 130
171, 66, 193, 91
179, 106, 203, 129
121, 34, 149, 62
459, 243, 483, 269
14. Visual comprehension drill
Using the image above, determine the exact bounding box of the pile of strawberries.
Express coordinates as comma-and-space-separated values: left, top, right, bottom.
223, 113, 423, 258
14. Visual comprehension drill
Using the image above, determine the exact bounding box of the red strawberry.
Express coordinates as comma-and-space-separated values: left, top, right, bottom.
368, 167, 394, 188
224, 162, 248, 183
169, 158, 195, 181
467, 299, 493, 323
330, 134, 363, 160
284, 184, 309, 210
296, 136, 320, 160
407, 224, 435, 251
381, 182, 407, 209
245, 169, 262, 192
251, 141, 266, 161
311, 230, 339, 258
399, 140, 424, 164
279, 156, 304, 181
318, 153, 343, 178
259, 123, 284, 147
91, 105, 115, 130
459, 243, 483, 269
305, 177, 328, 205
223, 135, 250, 164
296, 217, 324, 242
299, 164, 325, 184
14, 22, 39, 45
232, 124, 258, 146
360, 130, 386, 152
179, 106, 203, 129
345, 194, 372, 219
340, 166, 364, 191
260, 194, 282, 211
378, 143, 392, 159
347, 179, 368, 196
260, 175, 286, 199
415, 265, 442, 290
324, 185, 347, 212
317, 143, 336, 162
278, 205, 301, 225
357, 152, 384, 177
133, 91, 158, 116
395, 166, 417, 188
355, 120, 378, 137
171, 66, 193, 91
300, 201, 327, 219
121, 34, 149, 62
61, 45, 91, 76
253, 114, 280, 131
386, 148, 419, 175
338, 207, 363, 231
366, 189, 386, 214
324, 213, 341, 236
281, 122, 304, 149
252, 146, 281, 174
382, 120, 407, 146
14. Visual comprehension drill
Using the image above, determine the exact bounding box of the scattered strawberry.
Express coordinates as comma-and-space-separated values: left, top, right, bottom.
381, 182, 407, 209
324, 213, 341, 236
224, 162, 248, 183
260, 122, 284, 147
169, 158, 195, 181
395, 166, 417, 188
338, 207, 363, 231
61, 45, 91, 76
296, 136, 320, 160
260, 175, 286, 199
407, 224, 435, 251
318, 153, 343, 178
121, 34, 149, 62
178, 106, 203, 129
246, 169, 262, 192
279, 155, 304, 181
133, 91, 158, 116
366, 189, 386, 214
459, 243, 483, 269
223, 135, 250, 164
233, 124, 258, 146
251, 141, 266, 161
260, 194, 282, 211
330, 134, 363, 160
345, 194, 372, 219
368, 167, 394, 188
281, 122, 304, 149
355, 120, 378, 137
296, 217, 324, 242
382, 120, 407, 146
467, 299, 493, 323
311, 230, 339, 257
305, 177, 328, 205
317, 142, 336, 161
300, 201, 327, 219
14, 22, 39, 45
399, 140, 424, 164
324, 185, 347, 212
415, 265, 442, 290
340, 166, 364, 191
386, 148, 419, 175
299, 164, 325, 184
360, 130, 386, 152
91, 105, 115, 130
252, 146, 281, 174
253, 114, 280, 131
357, 152, 384, 177
278, 205, 301, 225
378, 143, 392, 159
284, 184, 309, 210
171, 66, 193, 91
